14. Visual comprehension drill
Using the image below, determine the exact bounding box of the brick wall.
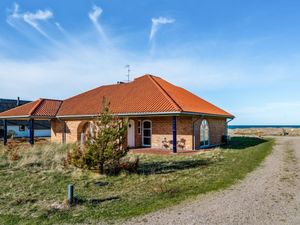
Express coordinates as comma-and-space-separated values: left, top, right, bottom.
50, 119, 64, 143
129, 116, 193, 150
51, 119, 90, 144
207, 118, 227, 146
50, 116, 227, 149
193, 117, 227, 148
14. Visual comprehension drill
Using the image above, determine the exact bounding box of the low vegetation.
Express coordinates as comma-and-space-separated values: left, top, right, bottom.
0, 137, 274, 225
68, 98, 129, 174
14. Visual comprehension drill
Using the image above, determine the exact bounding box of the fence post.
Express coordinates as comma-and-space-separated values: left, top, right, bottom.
68, 184, 74, 205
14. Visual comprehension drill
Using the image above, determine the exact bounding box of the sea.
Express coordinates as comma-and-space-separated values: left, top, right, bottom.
229, 125, 300, 129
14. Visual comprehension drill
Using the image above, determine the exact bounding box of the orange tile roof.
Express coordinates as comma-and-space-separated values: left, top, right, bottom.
57, 74, 233, 117
0, 75, 233, 118
151, 76, 233, 117
0, 99, 63, 118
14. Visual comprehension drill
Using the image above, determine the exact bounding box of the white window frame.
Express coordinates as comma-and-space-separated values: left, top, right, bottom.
142, 120, 152, 147
200, 119, 210, 147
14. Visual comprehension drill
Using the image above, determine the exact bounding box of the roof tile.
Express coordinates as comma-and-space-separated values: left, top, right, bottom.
0, 75, 233, 118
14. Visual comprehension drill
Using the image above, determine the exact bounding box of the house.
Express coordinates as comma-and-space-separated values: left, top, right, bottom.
0, 75, 234, 151
0, 98, 51, 139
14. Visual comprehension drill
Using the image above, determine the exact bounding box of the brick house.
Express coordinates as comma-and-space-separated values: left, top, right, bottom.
0, 74, 234, 151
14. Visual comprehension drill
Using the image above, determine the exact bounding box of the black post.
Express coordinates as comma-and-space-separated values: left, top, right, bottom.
172, 116, 177, 153
3, 120, 7, 145
29, 119, 34, 145
68, 184, 74, 205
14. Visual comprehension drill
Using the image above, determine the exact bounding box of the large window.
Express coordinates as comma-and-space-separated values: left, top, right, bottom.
200, 119, 209, 147
142, 120, 152, 147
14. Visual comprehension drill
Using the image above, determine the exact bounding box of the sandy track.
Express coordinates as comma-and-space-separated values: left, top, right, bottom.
123, 137, 300, 225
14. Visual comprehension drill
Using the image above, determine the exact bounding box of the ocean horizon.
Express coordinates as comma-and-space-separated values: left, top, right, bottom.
229, 125, 300, 129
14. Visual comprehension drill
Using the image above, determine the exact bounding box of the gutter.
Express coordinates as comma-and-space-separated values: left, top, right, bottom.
56, 111, 234, 119
0, 115, 55, 120
1, 111, 234, 121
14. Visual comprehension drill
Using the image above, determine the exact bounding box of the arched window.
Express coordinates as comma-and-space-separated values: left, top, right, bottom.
77, 121, 94, 144
200, 119, 209, 147
142, 120, 152, 147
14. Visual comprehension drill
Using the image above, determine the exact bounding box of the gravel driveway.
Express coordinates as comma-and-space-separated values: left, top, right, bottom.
123, 137, 300, 225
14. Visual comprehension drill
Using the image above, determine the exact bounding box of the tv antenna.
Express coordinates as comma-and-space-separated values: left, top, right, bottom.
125, 65, 130, 82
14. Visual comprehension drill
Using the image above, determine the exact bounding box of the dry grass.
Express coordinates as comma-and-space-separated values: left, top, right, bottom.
0, 137, 274, 225
0, 143, 72, 170
229, 128, 300, 136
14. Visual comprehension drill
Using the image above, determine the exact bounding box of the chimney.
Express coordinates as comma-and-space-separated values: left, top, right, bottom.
16, 97, 20, 106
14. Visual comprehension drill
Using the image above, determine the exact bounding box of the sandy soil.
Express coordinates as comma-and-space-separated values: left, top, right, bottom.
123, 137, 300, 225
229, 128, 300, 137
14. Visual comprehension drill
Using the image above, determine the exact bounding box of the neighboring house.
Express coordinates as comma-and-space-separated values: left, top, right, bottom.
0, 75, 234, 150
0, 98, 51, 138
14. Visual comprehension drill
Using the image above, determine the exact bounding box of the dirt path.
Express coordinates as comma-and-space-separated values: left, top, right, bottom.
123, 137, 300, 225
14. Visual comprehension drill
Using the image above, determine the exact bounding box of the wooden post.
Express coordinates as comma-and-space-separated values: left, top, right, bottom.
3, 120, 7, 145
172, 116, 177, 153
29, 119, 34, 145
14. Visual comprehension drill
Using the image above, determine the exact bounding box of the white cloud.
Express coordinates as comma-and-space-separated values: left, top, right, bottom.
149, 17, 175, 41
2, 6, 300, 125
88, 5, 107, 42
23, 10, 53, 38
7, 3, 53, 40
55, 22, 66, 34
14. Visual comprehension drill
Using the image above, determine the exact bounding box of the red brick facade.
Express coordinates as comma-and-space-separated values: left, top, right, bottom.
51, 116, 227, 150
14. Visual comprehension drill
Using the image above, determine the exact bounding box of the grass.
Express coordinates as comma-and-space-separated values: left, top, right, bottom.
0, 137, 274, 225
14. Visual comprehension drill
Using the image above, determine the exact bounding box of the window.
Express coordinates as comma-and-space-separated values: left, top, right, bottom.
137, 120, 141, 135
142, 120, 152, 147
200, 119, 209, 147
19, 125, 25, 131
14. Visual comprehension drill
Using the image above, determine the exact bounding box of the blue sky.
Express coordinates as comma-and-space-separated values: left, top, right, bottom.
0, 0, 300, 125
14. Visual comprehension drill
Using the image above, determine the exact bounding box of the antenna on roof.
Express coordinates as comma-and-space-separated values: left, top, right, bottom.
125, 65, 130, 83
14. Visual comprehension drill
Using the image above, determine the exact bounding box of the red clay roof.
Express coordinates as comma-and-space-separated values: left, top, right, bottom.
151, 76, 233, 117
0, 99, 63, 118
0, 75, 233, 118
57, 74, 233, 117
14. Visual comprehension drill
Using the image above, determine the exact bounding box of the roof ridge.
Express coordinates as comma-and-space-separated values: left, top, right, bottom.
148, 75, 182, 112
28, 99, 44, 116
39, 98, 63, 102
54, 100, 64, 116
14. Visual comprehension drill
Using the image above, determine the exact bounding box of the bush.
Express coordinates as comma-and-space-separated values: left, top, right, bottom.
68, 98, 129, 174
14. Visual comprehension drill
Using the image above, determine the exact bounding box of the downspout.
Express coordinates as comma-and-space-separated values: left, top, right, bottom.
226, 118, 234, 136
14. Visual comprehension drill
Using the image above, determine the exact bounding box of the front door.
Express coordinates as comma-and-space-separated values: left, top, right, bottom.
127, 119, 135, 147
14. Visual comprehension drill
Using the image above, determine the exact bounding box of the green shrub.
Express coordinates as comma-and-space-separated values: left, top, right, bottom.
68, 98, 129, 174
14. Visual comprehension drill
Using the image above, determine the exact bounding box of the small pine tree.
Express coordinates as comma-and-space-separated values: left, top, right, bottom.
69, 97, 128, 174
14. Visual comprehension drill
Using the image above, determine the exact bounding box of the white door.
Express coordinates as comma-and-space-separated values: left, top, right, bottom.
127, 119, 135, 147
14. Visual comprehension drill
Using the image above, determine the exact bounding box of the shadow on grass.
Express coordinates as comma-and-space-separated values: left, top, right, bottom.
75, 196, 120, 206
222, 136, 267, 150
137, 158, 212, 175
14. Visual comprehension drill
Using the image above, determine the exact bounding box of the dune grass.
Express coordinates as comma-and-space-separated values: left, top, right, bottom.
0, 137, 274, 225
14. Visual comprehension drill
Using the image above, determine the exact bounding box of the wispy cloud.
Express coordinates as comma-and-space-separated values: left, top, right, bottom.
149, 17, 175, 41
55, 22, 66, 34
7, 3, 53, 40
2, 4, 300, 125
88, 5, 108, 42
